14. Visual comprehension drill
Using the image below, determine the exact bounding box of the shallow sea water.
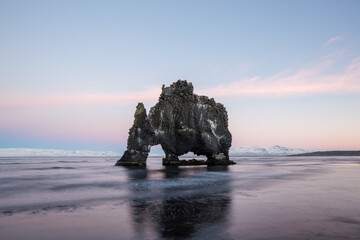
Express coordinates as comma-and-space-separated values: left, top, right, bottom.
0, 156, 359, 240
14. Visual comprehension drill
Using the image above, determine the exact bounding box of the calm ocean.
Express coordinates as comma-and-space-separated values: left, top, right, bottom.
0, 156, 359, 240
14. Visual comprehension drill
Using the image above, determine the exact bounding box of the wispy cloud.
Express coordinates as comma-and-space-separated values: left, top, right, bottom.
325, 36, 344, 47
198, 56, 360, 98
1, 53, 359, 109
0, 87, 161, 109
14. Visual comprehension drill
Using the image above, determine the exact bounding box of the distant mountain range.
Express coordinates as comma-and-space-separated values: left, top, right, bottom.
0, 148, 121, 157
290, 150, 360, 156
2, 146, 357, 157
229, 145, 311, 156
0, 146, 310, 157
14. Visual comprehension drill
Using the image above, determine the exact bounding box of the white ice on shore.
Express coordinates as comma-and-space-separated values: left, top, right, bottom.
229, 145, 311, 156
0, 145, 311, 157
0, 148, 121, 157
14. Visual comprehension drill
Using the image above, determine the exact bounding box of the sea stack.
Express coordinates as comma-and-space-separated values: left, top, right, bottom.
116, 80, 235, 166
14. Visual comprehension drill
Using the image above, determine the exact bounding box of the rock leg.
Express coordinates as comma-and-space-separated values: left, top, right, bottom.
162, 151, 180, 165
206, 152, 236, 165
115, 149, 148, 166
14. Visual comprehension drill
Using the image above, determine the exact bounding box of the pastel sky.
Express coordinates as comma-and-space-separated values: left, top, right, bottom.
1, 0, 360, 152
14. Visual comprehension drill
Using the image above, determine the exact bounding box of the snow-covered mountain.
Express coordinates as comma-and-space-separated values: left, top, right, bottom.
0, 148, 121, 157
229, 145, 311, 156
0, 145, 311, 157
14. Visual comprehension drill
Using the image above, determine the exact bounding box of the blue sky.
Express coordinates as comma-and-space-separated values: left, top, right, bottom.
1, 0, 359, 152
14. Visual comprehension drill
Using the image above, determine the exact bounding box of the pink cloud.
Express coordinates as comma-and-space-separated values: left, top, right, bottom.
198, 56, 360, 98
325, 36, 344, 46
0, 87, 161, 109
1, 54, 359, 109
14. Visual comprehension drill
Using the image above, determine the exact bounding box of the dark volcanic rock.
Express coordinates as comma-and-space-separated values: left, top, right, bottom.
116, 80, 235, 166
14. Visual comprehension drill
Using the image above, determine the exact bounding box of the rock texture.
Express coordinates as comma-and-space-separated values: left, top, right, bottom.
116, 80, 235, 166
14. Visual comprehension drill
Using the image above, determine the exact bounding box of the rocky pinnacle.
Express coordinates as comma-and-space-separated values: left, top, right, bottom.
115, 80, 235, 166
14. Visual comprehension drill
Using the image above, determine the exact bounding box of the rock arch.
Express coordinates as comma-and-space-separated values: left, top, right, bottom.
115, 80, 235, 166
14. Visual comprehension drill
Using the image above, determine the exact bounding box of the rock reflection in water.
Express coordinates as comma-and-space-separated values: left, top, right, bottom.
125, 165, 232, 239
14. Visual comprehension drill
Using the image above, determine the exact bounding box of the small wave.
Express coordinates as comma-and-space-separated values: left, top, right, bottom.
57, 160, 89, 163
0, 197, 128, 217
0, 204, 79, 216
29, 167, 76, 170
0, 162, 23, 165
51, 182, 124, 191
105, 159, 117, 162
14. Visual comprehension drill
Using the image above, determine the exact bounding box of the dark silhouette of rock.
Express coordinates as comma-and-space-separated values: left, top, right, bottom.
116, 80, 235, 166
